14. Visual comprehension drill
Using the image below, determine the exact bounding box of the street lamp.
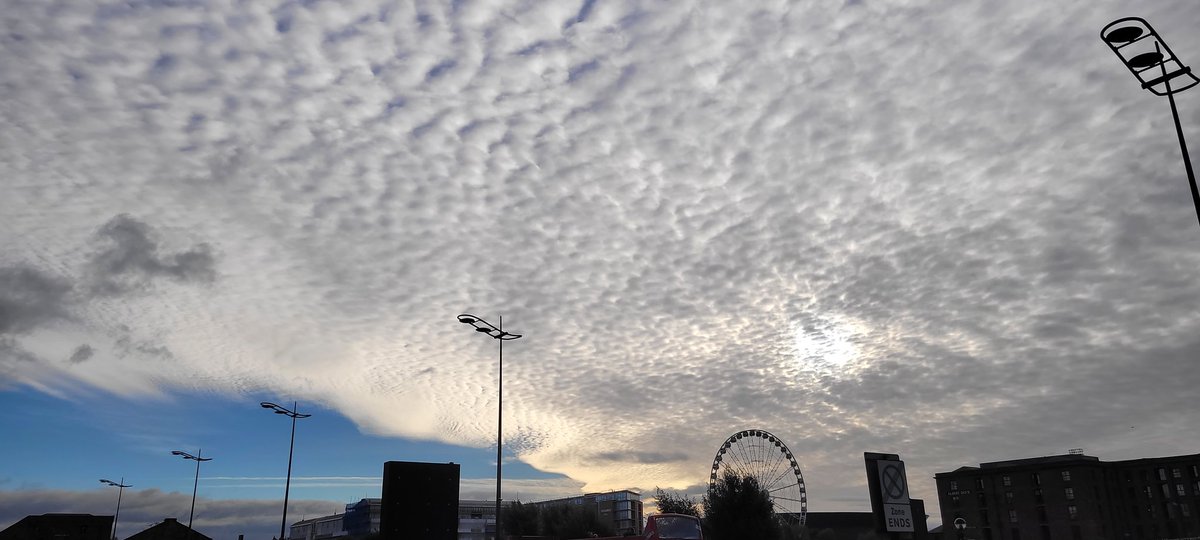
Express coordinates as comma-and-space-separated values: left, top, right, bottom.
99, 478, 131, 540
457, 313, 522, 540
953, 517, 967, 540
261, 401, 312, 540
1102, 17, 1200, 227
171, 449, 212, 537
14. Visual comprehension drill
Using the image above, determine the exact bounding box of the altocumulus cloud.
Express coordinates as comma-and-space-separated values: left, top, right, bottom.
2, 0, 1200, 521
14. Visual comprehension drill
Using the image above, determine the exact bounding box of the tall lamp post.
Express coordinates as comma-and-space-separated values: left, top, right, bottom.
99, 478, 131, 540
171, 449, 213, 537
457, 313, 522, 540
261, 401, 312, 540
1102, 17, 1200, 227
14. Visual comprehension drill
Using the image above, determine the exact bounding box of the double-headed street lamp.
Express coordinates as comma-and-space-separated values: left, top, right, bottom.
953, 517, 967, 540
171, 449, 212, 537
457, 313, 522, 540
261, 401, 312, 540
99, 478, 131, 540
1102, 17, 1200, 227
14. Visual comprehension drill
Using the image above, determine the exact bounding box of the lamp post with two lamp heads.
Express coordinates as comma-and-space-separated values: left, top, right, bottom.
457, 313, 522, 540
99, 478, 131, 540
171, 449, 212, 537
1102, 17, 1200, 227
260, 401, 312, 540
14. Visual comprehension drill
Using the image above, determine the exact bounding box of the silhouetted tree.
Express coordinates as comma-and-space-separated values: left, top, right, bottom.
702, 471, 781, 540
538, 502, 614, 540
502, 500, 542, 538
654, 487, 700, 516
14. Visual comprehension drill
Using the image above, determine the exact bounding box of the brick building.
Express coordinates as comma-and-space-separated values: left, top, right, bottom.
935, 452, 1200, 540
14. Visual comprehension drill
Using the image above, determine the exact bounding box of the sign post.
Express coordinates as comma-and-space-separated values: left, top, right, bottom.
865, 452, 915, 538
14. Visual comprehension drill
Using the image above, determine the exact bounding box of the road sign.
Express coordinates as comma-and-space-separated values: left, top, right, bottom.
883, 503, 915, 532
875, 459, 912, 532
878, 461, 910, 504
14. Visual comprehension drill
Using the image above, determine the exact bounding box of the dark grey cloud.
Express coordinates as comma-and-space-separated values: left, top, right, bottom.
0, 265, 73, 335
85, 214, 217, 296
67, 344, 94, 364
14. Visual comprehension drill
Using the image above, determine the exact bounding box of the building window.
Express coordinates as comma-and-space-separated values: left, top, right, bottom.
1034, 488, 1044, 504
979, 509, 990, 526
1158, 468, 1168, 481
1182, 504, 1192, 517
1062, 471, 1071, 482
1006, 491, 1014, 504
978, 492, 988, 507
1144, 486, 1154, 499
1065, 487, 1075, 500
950, 480, 958, 491
1032, 473, 1041, 486
1194, 481, 1200, 495
1037, 506, 1048, 523
1068, 505, 1078, 519
1003, 475, 1012, 487
1173, 468, 1183, 479
976, 478, 985, 490
1192, 465, 1199, 477
1162, 484, 1171, 498
1177, 484, 1187, 497
1009, 510, 1018, 523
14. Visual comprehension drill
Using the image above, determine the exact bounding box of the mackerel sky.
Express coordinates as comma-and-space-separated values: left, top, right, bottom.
3, 0, 1200, 538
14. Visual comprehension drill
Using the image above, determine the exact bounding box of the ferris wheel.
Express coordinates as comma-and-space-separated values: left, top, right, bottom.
709, 429, 808, 525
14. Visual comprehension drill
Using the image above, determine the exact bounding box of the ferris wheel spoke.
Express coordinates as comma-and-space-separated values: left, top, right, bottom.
764, 446, 787, 481
763, 465, 795, 492
772, 495, 806, 504
768, 483, 797, 494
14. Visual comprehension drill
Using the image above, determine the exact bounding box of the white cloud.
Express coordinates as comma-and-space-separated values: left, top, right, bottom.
3, 0, 1200, 527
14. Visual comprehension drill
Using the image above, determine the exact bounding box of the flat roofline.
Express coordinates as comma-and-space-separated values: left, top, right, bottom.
935, 452, 1200, 477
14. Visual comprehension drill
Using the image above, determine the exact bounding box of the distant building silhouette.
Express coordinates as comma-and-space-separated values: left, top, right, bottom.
0, 513, 112, 540
935, 452, 1200, 540
787, 504, 930, 540
288, 513, 344, 540
124, 517, 211, 540
287, 497, 499, 540
528, 490, 643, 536
457, 499, 504, 540
342, 498, 381, 537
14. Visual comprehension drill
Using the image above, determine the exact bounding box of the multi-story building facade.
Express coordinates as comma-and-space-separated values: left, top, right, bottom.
342, 498, 381, 537
457, 499, 504, 540
935, 452, 1200, 540
289, 513, 346, 540
530, 490, 644, 536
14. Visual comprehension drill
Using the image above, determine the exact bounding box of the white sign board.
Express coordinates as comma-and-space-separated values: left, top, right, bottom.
877, 461, 910, 504
883, 503, 915, 532
877, 460, 913, 532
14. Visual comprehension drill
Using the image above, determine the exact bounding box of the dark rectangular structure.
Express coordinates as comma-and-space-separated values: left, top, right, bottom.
0, 514, 113, 540
381, 461, 459, 540
935, 452, 1200, 540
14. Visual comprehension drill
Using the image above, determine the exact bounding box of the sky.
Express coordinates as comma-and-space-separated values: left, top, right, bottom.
2, 0, 1200, 538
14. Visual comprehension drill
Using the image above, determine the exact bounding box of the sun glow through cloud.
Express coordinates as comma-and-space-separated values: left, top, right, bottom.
791, 317, 862, 372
